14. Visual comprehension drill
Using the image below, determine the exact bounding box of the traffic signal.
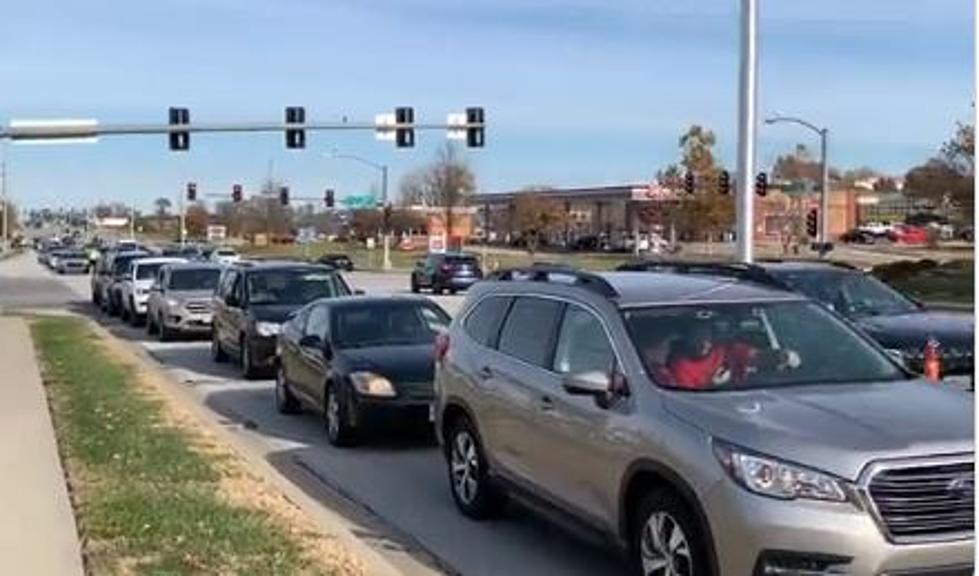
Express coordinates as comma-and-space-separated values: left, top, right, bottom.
395, 107, 415, 148
806, 209, 818, 237
279, 186, 290, 206
684, 171, 695, 195
383, 204, 393, 230
168, 107, 190, 151
232, 184, 243, 203
466, 107, 485, 148
755, 171, 768, 197
717, 170, 730, 195
285, 106, 306, 149
186, 182, 197, 202
324, 188, 335, 208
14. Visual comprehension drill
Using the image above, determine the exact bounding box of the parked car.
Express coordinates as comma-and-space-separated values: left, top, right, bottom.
118, 257, 187, 325
210, 247, 241, 265
840, 228, 876, 245
857, 221, 894, 237
52, 249, 90, 274
887, 224, 930, 245
317, 253, 354, 272
617, 260, 975, 389
275, 296, 450, 445
570, 235, 600, 251
410, 253, 483, 294
211, 262, 352, 379
958, 226, 974, 243
436, 265, 973, 575
92, 249, 151, 315
146, 263, 222, 341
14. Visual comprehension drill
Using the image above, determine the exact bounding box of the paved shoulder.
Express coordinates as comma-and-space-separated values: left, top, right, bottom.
0, 317, 84, 575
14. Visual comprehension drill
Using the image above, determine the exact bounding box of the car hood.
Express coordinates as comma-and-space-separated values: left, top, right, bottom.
856, 311, 974, 349
337, 344, 435, 385
249, 304, 301, 324
663, 381, 974, 480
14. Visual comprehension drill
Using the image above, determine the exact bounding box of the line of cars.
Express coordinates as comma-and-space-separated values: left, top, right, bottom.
76, 244, 974, 575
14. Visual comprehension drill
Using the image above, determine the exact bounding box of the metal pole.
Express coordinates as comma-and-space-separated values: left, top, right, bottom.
819, 128, 830, 248
179, 191, 186, 248
1, 156, 7, 253
381, 164, 391, 270
130, 202, 136, 240
735, 0, 759, 263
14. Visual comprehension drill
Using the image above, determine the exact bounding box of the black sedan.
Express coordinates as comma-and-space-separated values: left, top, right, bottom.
317, 253, 354, 272
275, 296, 450, 446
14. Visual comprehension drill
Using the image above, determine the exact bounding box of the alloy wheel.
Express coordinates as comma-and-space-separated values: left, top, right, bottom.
639, 512, 692, 576
450, 430, 480, 505
326, 388, 340, 441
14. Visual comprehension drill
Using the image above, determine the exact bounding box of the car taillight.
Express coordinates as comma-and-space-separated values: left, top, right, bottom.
435, 333, 450, 362
923, 339, 942, 381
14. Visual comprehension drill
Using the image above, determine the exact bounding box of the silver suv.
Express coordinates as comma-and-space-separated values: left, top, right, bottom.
434, 267, 974, 576
146, 263, 222, 341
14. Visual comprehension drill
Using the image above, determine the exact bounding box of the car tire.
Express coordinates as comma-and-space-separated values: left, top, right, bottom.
146, 312, 158, 336
324, 383, 356, 447
445, 416, 505, 519
120, 300, 130, 322
159, 319, 174, 342
240, 337, 259, 380
631, 488, 711, 576
275, 365, 301, 415
449, 288, 458, 295
128, 299, 141, 327
410, 277, 420, 293
211, 330, 228, 363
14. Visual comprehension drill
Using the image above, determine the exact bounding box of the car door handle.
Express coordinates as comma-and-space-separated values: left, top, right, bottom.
477, 366, 493, 380
539, 395, 555, 412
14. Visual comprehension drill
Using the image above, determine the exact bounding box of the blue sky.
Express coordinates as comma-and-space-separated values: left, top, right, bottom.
0, 0, 973, 211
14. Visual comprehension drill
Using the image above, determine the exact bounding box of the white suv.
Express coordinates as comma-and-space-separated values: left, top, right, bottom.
119, 257, 186, 326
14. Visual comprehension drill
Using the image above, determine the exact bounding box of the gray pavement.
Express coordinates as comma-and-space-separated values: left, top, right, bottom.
0, 315, 84, 576
11, 253, 626, 576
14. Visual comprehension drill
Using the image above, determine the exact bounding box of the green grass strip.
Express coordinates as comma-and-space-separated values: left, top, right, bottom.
32, 317, 319, 575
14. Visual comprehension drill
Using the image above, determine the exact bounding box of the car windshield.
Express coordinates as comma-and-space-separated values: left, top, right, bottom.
246, 269, 349, 305
771, 270, 918, 318
112, 255, 145, 275
136, 263, 165, 280
169, 269, 220, 291
623, 300, 905, 392
332, 302, 450, 349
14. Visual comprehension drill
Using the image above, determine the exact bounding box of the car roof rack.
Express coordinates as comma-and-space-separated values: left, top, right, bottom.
615, 260, 782, 287
487, 265, 619, 298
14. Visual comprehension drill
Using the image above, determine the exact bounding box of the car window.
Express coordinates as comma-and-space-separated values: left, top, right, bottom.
497, 297, 564, 368
463, 296, 511, 348
305, 305, 330, 339
169, 269, 221, 291
623, 300, 906, 391
420, 305, 451, 331
553, 306, 615, 375
773, 270, 918, 318
136, 262, 165, 280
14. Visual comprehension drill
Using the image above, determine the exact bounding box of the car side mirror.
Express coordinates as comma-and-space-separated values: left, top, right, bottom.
562, 371, 612, 397
299, 334, 321, 349
224, 293, 240, 308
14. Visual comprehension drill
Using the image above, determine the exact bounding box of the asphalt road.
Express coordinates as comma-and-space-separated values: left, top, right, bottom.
1, 253, 626, 576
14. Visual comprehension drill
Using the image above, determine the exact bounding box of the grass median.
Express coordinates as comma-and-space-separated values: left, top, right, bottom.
32, 317, 357, 575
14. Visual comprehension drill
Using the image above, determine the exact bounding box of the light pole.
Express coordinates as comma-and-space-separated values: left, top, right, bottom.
735, 0, 760, 263
325, 150, 391, 270
764, 115, 830, 249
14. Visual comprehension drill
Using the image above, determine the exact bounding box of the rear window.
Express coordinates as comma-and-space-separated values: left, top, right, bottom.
447, 256, 478, 265
464, 296, 511, 347
246, 269, 350, 305
497, 297, 564, 368
136, 263, 165, 280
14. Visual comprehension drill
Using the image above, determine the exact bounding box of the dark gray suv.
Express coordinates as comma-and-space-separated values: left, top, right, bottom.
434, 266, 974, 576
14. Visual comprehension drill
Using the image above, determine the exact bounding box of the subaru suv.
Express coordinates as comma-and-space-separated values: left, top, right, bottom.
435, 266, 974, 576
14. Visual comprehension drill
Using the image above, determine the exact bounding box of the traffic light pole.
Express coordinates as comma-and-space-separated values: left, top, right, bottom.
819, 128, 830, 249
735, 0, 759, 263
327, 151, 392, 271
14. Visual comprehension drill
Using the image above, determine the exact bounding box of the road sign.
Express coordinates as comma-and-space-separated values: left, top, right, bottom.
446, 113, 467, 140
206, 225, 227, 243
342, 194, 379, 209
9, 119, 98, 145
296, 227, 317, 245
374, 113, 396, 141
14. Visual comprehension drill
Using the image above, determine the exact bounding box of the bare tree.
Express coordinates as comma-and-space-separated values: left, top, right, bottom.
512, 192, 568, 255
396, 143, 476, 236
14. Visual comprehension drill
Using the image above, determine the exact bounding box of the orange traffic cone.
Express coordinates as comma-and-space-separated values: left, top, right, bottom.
923, 339, 942, 382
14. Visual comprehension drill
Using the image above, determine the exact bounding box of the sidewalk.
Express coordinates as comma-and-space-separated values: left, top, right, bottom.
0, 317, 84, 575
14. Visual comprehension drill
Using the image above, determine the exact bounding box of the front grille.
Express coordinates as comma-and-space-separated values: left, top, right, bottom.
867, 459, 974, 542
185, 301, 211, 313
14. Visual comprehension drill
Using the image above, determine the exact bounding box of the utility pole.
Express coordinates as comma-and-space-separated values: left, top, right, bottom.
735, 0, 759, 263
381, 164, 391, 271
1, 157, 7, 252
819, 128, 830, 247
179, 193, 186, 248
130, 202, 136, 240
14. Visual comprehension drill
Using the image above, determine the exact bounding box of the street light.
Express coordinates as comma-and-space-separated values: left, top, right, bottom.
764, 115, 830, 249
324, 149, 391, 270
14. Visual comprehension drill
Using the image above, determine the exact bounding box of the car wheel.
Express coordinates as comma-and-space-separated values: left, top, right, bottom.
410, 277, 420, 293
324, 383, 356, 447
120, 300, 130, 322
445, 416, 505, 519
449, 288, 458, 295
146, 312, 158, 335
240, 337, 259, 380
275, 365, 301, 415
128, 299, 141, 327
632, 488, 711, 576
159, 318, 174, 342
211, 330, 228, 362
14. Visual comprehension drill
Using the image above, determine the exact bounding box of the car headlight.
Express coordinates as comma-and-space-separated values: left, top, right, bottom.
254, 321, 281, 337
349, 372, 396, 398
166, 298, 180, 308
713, 440, 849, 502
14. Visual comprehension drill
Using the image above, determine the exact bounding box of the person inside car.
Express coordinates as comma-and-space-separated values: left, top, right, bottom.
667, 316, 801, 390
